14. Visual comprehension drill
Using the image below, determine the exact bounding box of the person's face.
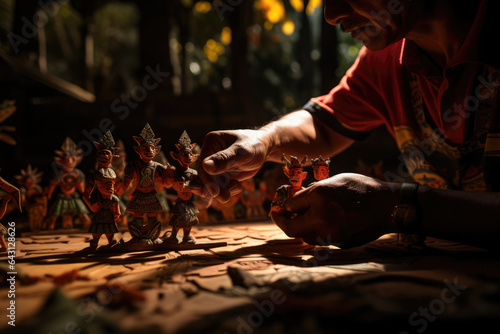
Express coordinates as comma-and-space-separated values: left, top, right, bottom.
96, 179, 115, 198
313, 166, 330, 181
324, 0, 407, 50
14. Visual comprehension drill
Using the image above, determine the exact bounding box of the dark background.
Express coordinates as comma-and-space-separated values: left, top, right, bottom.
0, 0, 399, 191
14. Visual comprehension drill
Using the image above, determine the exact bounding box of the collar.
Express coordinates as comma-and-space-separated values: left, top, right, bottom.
399, 0, 500, 74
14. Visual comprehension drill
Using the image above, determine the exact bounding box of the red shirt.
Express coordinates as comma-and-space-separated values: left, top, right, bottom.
304, 0, 500, 190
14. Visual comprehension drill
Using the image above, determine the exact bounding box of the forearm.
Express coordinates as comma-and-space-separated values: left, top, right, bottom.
417, 186, 500, 249
259, 110, 354, 163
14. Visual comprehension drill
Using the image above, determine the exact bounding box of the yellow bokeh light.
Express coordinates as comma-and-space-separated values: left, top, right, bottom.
290, 0, 304, 12
264, 21, 273, 30
214, 43, 224, 55
256, 0, 285, 23
204, 38, 225, 63
306, 0, 322, 15
221, 27, 232, 45
281, 19, 295, 36
194, 1, 212, 14
207, 53, 218, 63
206, 39, 216, 48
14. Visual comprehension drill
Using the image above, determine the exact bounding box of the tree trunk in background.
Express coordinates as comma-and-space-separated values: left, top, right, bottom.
227, 0, 254, 124
137, 0, 174, 95
11, 0, 39, 60
320, 16, 338, 94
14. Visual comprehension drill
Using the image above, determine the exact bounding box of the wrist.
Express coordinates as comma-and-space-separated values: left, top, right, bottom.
381, 182, 402, 233
391, 182, 425, 245
257, 126, 278, 161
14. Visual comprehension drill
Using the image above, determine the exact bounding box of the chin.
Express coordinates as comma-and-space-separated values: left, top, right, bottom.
362, 33, 401, 51
361, 38, 386, 51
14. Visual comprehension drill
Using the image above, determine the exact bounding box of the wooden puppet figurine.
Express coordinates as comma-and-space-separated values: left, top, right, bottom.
270, 154, 308, 215
210, 194, 239, 221
240, 178, 267, 219
166, 131, 205, 244
0, 176, 21, 251
83, 131, 121, 249
14, 165, 47, 231
44, 137, 90, 230
111, 139, 130, 225
309, 155, 331, 186
86, 168, 121, 250
83, 131, 120, 207
153, 151, 172, 225
115, 124, 174, 245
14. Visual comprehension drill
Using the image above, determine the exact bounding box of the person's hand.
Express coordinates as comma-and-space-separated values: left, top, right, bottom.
198, 129, 271, 202
270, 173, 399, 248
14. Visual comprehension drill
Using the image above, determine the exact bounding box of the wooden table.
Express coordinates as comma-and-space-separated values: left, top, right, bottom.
1, 220, 499, 333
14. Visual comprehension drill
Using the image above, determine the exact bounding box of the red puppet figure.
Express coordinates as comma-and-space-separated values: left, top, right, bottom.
166, 131, 205, 244
86, 168, 121, 250
14, 165, 47, 231
44, 137, 90, 230
0, 176, 21, 251
83, 131, 120, 204
309, 155, 331, 186
270, 154, 308, 215
115, 124, 174, 245
83, 131, 121, 249
240, 178, 267, 219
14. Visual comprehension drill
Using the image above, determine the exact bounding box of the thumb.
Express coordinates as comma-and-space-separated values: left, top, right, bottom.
283, 187, 312, 213
202, 145, 253, 175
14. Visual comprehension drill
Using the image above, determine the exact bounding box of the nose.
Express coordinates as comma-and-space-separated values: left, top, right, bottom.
324, 0, 352, 26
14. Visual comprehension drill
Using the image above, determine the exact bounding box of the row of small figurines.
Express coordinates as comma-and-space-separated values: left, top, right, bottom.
0, 124, 331, 249
0, 125, 271, 250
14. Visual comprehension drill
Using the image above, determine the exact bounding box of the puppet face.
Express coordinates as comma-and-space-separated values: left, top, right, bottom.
286, 167, 307, 188
135, 142, 158, 162
96, 178, 116, 198
24, 177, 36, 189
96, 149, 113, 167
324, 0, 407, 51
177, 149, 196, 167
241, 179, 256, 191
313, 166, 330, 181
59, 155, 78, 171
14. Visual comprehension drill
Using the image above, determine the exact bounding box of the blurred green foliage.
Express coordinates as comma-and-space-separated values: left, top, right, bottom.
0, 0, 15, 51
1, 0, 363, 110
94, 2, 140, 91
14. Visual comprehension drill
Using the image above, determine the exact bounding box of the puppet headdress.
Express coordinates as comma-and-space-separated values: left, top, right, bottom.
94, 131, 116, 150
55, 137, 83, 164
282, 154, 308, 170
175, 130, 196, 151
311, 155, 331, 168
133, 123, 161, 146
14, 164, 43, 185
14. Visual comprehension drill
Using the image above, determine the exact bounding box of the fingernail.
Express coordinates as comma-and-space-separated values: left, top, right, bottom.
203, 159, 216, 172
